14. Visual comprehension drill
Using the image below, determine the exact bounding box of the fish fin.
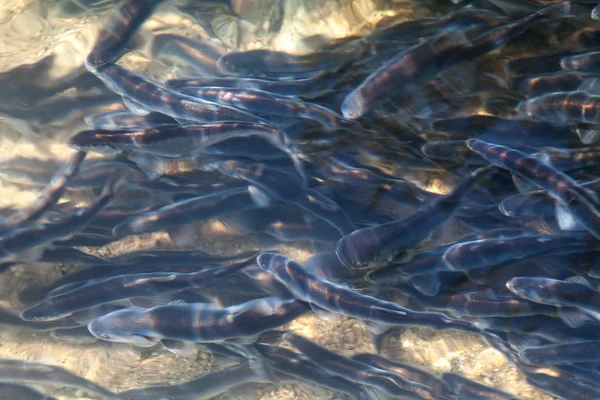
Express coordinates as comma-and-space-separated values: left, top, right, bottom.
574, 124, 600, 145
225, 333, 261, 345
309, 304, 340, 321
168, 299, 188, 305
248, 185, 272, 208
532, 255, 567, 275
363, 320, 396, 336
431, 29, 472, 54
554, 201, 586, 231
363, 320, 396, 354
181, 99, 219, 112
536, 1, 576, 19
476, 287, 500, 300
362, 387, 390, 400
578, 78, 600, 95
161, 339, 196, 357
464, 268, 488, 284
565, 275, 592, 287
18, 246, 45, 263
472, 318, 492, 330
410, 273, 441, 296
126, 274, 177, 287
531, 151, 552, 167
173, 117, 196, 125
249, 358, 280, 384
512, 175, 537, 193
167, 224, 201, 247
436, 63, 477, 95
128, 294, 174, 308
257, 329, 286, 344
122, 97, 151, 116
584, 310, 600, 322
558, 307, 592, 328
507, 332, 543, 351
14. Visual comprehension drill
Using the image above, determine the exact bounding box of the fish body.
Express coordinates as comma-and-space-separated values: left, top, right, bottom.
517, 90, 600, 124
88, 296, 309, 345
69, 122, 290, 159
336, 166, 493, 269
213, 160, 355, 235
86, 63, 266, 124
467, 139, 600, 238
258, 252, 481, 333
86, 0, 163, 66
0, 178, 115, 261
507, 277, 600, 315
21, 259, 251, 321
112, 187, 259, 237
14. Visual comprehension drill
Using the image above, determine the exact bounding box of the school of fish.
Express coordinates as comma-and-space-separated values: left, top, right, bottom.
5, 0, 600, 398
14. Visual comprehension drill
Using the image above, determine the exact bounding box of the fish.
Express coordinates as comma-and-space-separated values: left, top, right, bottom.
0, 383, 56, 400
397, 285, 558, 317
69, 123, 291, 159
335, 165, 494, 269
499, 179, 600, 219
431, 115, 580, 147
166, 73, 339, 98
20, 258, 253, 321
253, 343, 371, 399
561, 50, 600, 72
178, 86, 366, 134
69, 122, 306, 181
467, 139, 600, 238
441, 231, 599, 272
517, 87, 600, 124
48, 250, 260, 290
0, 359, 118, 399
216, 43, 366, 78
151, 34, 225, 77
0, 150, 86, 231
50, 326, 99, 345
84, 109, 177, 129
344, 3, 573, 119
506, 276, 600, 320
111, 186, 261, 238
86, 0, 163, 66
118, 362, 273, 400
85, 62, 267, 124
421, 140, 487, 164
258, 252, 481, 334
212, 159, 355, 235
441, 372, 518, 400
525, 371, 600, 400
368, 7, 507, 44
87, 296, 309, 348
508, 71, 593, 96
476, 315, 600, 343
532, 146, 600, 172
0, 176, 117, 262
351, 353, 448, 397
283, 332, 438, 400
341, 29, 472, 119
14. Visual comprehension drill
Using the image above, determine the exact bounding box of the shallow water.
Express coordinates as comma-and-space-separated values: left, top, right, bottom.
0, 0, 595, 399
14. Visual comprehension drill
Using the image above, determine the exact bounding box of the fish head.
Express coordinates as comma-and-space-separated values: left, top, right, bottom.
68, 130, 120, 154
256, 252, 288, 275
335, 227, 382, 270
341, 91, 365, 120
20, 301, 57, 321
505, 278, 544, 303
87, 308, 159, 347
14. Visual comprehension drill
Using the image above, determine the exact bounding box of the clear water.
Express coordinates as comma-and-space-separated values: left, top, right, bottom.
0, 1, 589, 399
